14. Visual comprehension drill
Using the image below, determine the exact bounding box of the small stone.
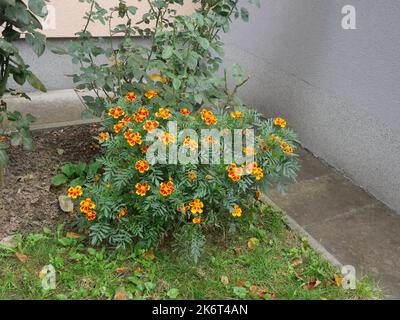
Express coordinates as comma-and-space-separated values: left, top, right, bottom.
58, 195, 74, 213
57, 148, 65, 155
0, 235, 17, 249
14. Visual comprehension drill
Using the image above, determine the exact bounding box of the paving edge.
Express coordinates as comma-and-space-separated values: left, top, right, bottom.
30, 118, 102, 132
261, 194, 343, 268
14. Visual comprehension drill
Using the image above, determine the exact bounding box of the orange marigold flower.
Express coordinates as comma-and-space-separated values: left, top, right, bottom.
183, 137, 198, 151
274, 117, 287, 128
144, 90, 158, 100
180, 108, 191, 116
226, 163, 243, 182
201, 109, 217, 125
231, 205, 242, 218
159, 132, 175, 145
126, 92, 137, 101
192, 217, 201, 224
189, 199, 204, 214
108, 107, 125, 119
135, 182, 150, 196
159, 178, 175, 197
98, 132, 110, 143
68, 185, 83, 199
143, 120, 159, 133
135, 160, 150, 173
230, 111, 243, 118
245, 162, 258, 175
134, 107, 149, 123
155, 108, 172, 120
116, 207, 128, 220
80, 198, 96, 214
141, 144, 150, 154
255, 191, 261, 200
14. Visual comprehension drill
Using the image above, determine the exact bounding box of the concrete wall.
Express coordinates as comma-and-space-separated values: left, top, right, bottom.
222, 0, 400, 212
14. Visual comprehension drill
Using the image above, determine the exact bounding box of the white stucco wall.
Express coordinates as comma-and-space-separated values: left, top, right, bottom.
222, 0, 400, 212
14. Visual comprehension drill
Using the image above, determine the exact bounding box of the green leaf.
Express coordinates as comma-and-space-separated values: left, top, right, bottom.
10, 133, 22, 147
198, 38, 210, 50
22, 136, 34, 151
69, 177, 85, 187
240, 7, 249, 22
172, 78, 181, 91
233, 286, 247, 298
28, 0, 47, 18
127, 6, 137, 15
51, 174, 68, 186
162, 46, 173, 59
166, 288, 179, 299
61, 163, 75, 178
26, 71, 46, 92
0, 150, 8, 165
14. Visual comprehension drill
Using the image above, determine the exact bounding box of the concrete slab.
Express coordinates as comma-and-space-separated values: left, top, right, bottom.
296, 147, 331, 182
305, 203, 400, 298
3, 89, 86, 127
269, 173, 379, 227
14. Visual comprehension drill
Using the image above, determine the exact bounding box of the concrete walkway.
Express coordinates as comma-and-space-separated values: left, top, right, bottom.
4, 89, 400, 298
269, 148, 400, 299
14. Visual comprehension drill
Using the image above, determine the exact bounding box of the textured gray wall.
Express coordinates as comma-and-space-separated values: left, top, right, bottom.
222, 0, 400, 212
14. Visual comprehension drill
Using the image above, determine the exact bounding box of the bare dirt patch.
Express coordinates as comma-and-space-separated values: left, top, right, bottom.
0, 124, 99, 238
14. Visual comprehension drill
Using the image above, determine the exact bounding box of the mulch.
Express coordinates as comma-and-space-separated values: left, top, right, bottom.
0, 124, 99, 239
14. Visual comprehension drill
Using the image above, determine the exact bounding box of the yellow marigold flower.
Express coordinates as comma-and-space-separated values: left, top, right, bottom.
143, 120, 159, 133
159, 178, 175, 197
254, 167, 264, 180
135, 160, 150, 173
116, 207, 128, 220
274, 117, 287, 128
280, 142, 294, 154
180, 108, 191, 116
124, 131, 142, 147
155, 108, 172, 120
98, 132, 110, 143
183, 137, 198, 151
159, 132, 175, 145
230, 111, 243, 118
135, 182, 150, 196
126, 92, 137, 101
68, 185, 83, 199
243, 146, 256, 156
135, 107, 149, 123
189, 199, 204, 214
144, 90, 158, 100
141, 144, 150, 154
188, 170, 197, 182
231, 205, 242, 218
226, 163, 243, 182
86, 210, 96, 221
150, 73, 168, 84
113, 120, 126, 134
80, 198, 96, 214
201, 109, 217, 126
108, 106, 125, 119
192, 217, 201, 224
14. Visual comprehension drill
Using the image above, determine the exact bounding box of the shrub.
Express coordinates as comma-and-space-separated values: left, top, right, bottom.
63, 0, 299, 261
0, 0, 48, 183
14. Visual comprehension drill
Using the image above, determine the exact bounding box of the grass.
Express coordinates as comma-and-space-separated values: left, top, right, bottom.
0, 205, 381, 300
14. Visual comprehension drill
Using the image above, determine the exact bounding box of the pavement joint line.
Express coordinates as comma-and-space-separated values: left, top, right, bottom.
261, 193, 343, 268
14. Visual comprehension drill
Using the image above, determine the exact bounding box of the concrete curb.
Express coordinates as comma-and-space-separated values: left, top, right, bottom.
261, 194, 343, 268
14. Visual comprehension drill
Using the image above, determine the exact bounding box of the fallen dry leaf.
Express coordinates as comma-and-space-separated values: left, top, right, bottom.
247, 237, 260, 250
15, 252, 28, 263
303, 279, 321, 290
249, 285, 258, 294
114, 290, 129, 300
197, 268, 206, 278
221, 276, 229, 285
235, 280, 245, 287
116, 267, 128, 274
66, 232, 81, 239
134, 266, 142, 273
294, 271, 304, 281
143, 250, 155, 261
233, 247, 241, 255
291, 258, 303, 268
334, 275, 343, 287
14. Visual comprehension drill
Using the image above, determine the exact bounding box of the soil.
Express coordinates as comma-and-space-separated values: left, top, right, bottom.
0, 124, 99, 239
